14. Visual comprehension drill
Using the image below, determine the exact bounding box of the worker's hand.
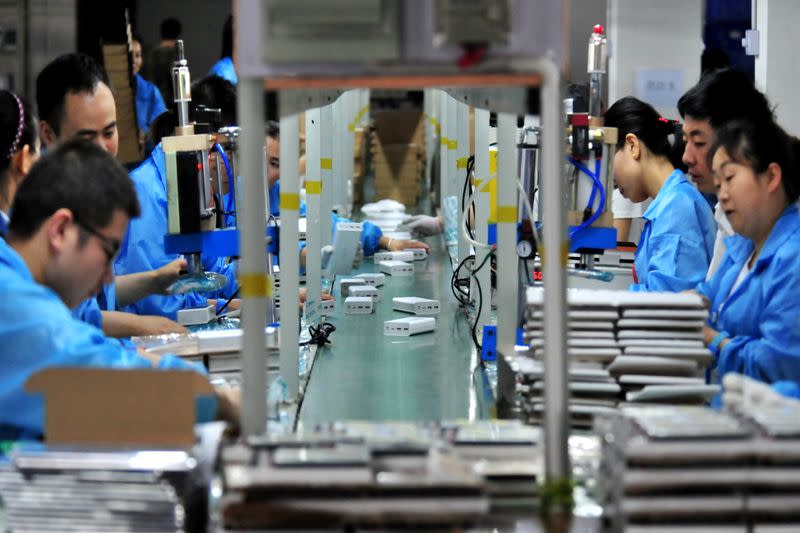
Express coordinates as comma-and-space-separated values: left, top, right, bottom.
405, 215, 443, 237
214, 384, 241, 429
722, 373, 800, 412
387, 238, 430, 253
134, 315, 188, 336
152, 257, 188, 295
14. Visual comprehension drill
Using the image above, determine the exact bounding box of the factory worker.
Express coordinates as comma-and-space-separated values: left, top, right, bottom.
131, 33, 167, 149
115, 75, 239, 320
604, 96, 715, 291
698, 117, 800, 385
264, 120, 429, 256
0, 91, 39, 238
36, 52, 186, 335
208, 16, 237, 85
0, 140, 238, 440
678, 68, 774, 279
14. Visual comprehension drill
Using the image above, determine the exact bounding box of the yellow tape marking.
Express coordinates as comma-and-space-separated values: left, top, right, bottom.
456, 157, 468, 169
320, 158, 332, 170
496, 205, 517, 223
280, 192, 300, 211
239, 273, 274, 298
306, 181, 322, 195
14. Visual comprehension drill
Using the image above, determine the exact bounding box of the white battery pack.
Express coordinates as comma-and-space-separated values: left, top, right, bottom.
379, 260, 414, 276
373, 250, 415, 263
177, 304, 216, 326
339, 277, 367, 297
405, 248, 428, 261
344, 296, 373, 314
392, 296, 440, 315
384, 316, 436, 336
349, 285, 380, 302
354, 272, 385, 287
319, 299, 336, 314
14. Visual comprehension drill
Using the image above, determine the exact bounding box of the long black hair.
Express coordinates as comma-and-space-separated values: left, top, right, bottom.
604, 96, 687, 172
0, 90, 37, 209
710, 118, 800, 203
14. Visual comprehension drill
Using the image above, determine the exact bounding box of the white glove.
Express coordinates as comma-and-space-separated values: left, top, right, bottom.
722, 373, 800, 412
404, 215, 443, 237
320, 245, 334, 270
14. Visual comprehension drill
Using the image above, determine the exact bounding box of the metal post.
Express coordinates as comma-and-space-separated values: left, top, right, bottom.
320, 103, 334, 246
447, 95, 458, 208
438, 90, 450, 203
495, 112, 518, 368
473, 107, 491, 335
343, 90, 356, 214
278, 106, 301, 401
456, 99, 471, 263
332, 95, 345, 214
237, 77, 267, 437
304, 108, 322, 324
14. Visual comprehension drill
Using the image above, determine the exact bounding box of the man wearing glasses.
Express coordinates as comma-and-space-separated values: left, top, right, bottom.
36, 53, 187, 337
0, 140, 239, 440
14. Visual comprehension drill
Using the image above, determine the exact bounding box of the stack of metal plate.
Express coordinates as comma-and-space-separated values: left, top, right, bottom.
519, 289, 718, 427
596, 405, 800, 531
0, 447, 202, 532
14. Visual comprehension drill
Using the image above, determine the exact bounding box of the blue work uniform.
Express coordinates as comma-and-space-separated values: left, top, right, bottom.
0, 238, 209, 440
208, 57, 238, 85
0, 210, 7, 236
116, 143, 237, 319
630, 169, 716, 292
135, 73, 167, 134
697, 205, 800, 385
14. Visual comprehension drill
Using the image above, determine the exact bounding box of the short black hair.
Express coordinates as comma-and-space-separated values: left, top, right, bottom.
266, 120, 279, 139
677, 68, 772, 128
35, 53, 110, 136
605, 96, 686, 172
221, 15, 233, 59
160, 18, 182, 40
8, 138, 140, 240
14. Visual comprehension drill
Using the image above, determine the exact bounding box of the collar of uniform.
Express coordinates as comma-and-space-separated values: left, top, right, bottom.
0, 236, 35, 284
724, 204, 800, 272
642, 169, 687, 222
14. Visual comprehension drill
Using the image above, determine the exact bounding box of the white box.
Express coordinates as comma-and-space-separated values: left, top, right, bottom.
349, 285, 380, 303
319, 299, 336, 314
405, 248, 428, 261
373, 250, 414, 263
325, 222, 363, 277
340, 277, 367, 297
379, 260, 414, 276
354, 272, 385, 287
177, 304, 216, 326
392, 296, 440, 315
384, 316, 436, 336
344, 296, 373, 314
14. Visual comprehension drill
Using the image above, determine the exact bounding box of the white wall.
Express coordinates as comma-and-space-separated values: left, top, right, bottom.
607, 0, 703, 119
567, 0, 608, 85
755, 0, 800, 136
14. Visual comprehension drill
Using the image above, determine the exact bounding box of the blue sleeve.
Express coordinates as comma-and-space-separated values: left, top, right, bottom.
148, 85, 167, 128
716, 256, 800, 384
773, 381, 800, 400
71, 296, 103, 329
329, 212, 383, 256
96, 282, 116, 311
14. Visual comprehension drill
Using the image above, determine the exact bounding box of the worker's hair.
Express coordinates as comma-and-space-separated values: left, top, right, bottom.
149, 75, 237, 146
221, 15, 233, 59
35, 53, 110, 136
160, 17, 182, 40
8, 139, 140, 240
266, 120, 279, 139
710, 117, 800, 203
677, 68, 773, 127
0, 90, 37, 209
604, 96, 687, 171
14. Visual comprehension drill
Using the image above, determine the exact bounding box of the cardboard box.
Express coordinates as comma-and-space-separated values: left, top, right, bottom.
26, 367, 214, 448
372, 110, 424, 145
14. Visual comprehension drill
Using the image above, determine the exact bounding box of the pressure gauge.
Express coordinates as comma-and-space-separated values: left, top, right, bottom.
516, 239, 534, 259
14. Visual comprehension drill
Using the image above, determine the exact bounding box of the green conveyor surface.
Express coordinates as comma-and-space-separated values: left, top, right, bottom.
299, 239, 493, 425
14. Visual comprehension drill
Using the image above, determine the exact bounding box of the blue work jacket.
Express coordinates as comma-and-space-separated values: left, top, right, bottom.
135, 74, 167, 134
631, 169, 716, 291
116, 143, 237, 319
697, 205, 800, 384
0, 238, 208, 439
208, 57, 238, 85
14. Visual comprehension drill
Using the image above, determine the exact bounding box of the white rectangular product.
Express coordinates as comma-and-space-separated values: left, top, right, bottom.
349, 285, 380, 302
319, 299, 336, 314
384, 316, 436, 336
325, 221, 363, 277
373, 250, 415, 263
379, 260, 414, 276
354, 272, 385, 287
344, 296, 373, 314
392, 296, 440, 315
177, 304, 216, 326
339, 277, 368, 297
405, 248, 428, 261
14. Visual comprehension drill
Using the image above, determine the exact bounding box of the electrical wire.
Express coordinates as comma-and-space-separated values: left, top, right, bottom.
567, 156, 606, 239
214, 143, 236, 214
216, 287, 240, 316
299, 322, 336, 347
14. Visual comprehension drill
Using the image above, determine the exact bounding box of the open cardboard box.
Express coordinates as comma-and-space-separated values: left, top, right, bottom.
26, 367, 214, 449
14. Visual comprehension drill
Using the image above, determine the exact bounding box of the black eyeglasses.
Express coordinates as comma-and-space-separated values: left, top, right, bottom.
75, 220, 121, 263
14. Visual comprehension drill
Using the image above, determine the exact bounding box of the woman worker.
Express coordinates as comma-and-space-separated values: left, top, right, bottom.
0, 90, 38, 237
604, 96, 716, 291
699, 117, 800, 385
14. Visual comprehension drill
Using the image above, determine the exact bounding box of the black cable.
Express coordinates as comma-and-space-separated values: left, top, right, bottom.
450, 254, 474, 305
299, 322, 336, 347
460, 154, 476, 240
216, 288, 240, 316
471, 271, 483, 351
